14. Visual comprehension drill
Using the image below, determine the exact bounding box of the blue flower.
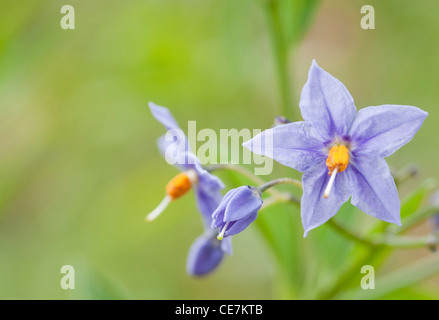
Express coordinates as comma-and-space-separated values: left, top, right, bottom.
147, 102, 225, 226
186, 230, 232, 277
211, 186, 263, 239
244, 60, 428, 236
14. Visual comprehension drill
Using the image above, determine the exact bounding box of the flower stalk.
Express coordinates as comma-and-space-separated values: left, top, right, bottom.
258, 177, 302, 193
264, 0, 295, 119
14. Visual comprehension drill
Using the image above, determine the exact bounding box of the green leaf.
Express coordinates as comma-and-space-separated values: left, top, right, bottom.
400, 178, 436, 218
256, 202, 305, 298
311, 203, 357, 268
69, 266, 131, 300
304, 202, 367, 297
81, 272, 130, 300
272, 0, 321, 48
338, 253, 439, 300
380, 286, 439, 300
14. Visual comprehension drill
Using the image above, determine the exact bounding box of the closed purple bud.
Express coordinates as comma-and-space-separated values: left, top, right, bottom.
211, 186, 262, 239
186, 231, 231, 276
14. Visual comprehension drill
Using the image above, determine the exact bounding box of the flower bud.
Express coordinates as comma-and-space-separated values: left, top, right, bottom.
211, 186, 263, 240
186, 231, 232, 276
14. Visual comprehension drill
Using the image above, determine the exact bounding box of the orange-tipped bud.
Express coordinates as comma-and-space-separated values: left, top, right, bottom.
166, 171, 197, 200
326, 145, 349, 175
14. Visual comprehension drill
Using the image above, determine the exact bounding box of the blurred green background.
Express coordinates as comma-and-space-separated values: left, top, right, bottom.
0, 0, 438, 299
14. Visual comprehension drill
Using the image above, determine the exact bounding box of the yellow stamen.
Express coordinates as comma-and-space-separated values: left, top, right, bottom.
326, 145, 349, 175
324, 145, 349, 199
166, 170, 197, 200
146, 170, 198, 222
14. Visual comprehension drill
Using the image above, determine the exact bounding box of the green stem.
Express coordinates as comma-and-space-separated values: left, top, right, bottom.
377, 234, 438, 249
328, 218, 438, 249
205, 164, 299, 204
208, 165, 439, 298
264, 0, 294, 119
320, 229, 439, 299
317, 248, 375, 300
326, 219, 377, 248
206, 164, 266, 185
258, 177, 302, 192
208, 164, 437, 249
389, 206, 439, 234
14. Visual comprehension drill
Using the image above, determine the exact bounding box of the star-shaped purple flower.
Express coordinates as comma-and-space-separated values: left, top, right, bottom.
244, 60, 428, 236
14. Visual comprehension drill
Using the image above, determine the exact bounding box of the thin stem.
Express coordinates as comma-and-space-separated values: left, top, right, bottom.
327, 219, 377, 248
388, 206, 439, 234
206, 166, 437, 249
318, 248, 376, 300
258, 177, 302, 192
377, 234, 439, 249
206, 164, 265, 185
264, 0, 294, 119
260, 196, 298, 211
206, 164, 300, 205
328, 218, 438, 249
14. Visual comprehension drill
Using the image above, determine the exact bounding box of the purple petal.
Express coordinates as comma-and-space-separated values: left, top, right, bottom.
301, 162, 351, 236
149, 102, 180, 131
186, 234, 224, 277
225, 212, 258, 237
221, 237, 233, 255
346, 156, 401, 225
192, 160, 225, 226
151, 103, 224, 187
156, 133, 193, 171
349, 105, 428, 158
224, 186, 262, 222
243, 121, 326, 172
150, 102, 194, 169
193, 161, 225, 192
299, 60, 357, 140
195, 187, 223, 227
211, 189, 239, 229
